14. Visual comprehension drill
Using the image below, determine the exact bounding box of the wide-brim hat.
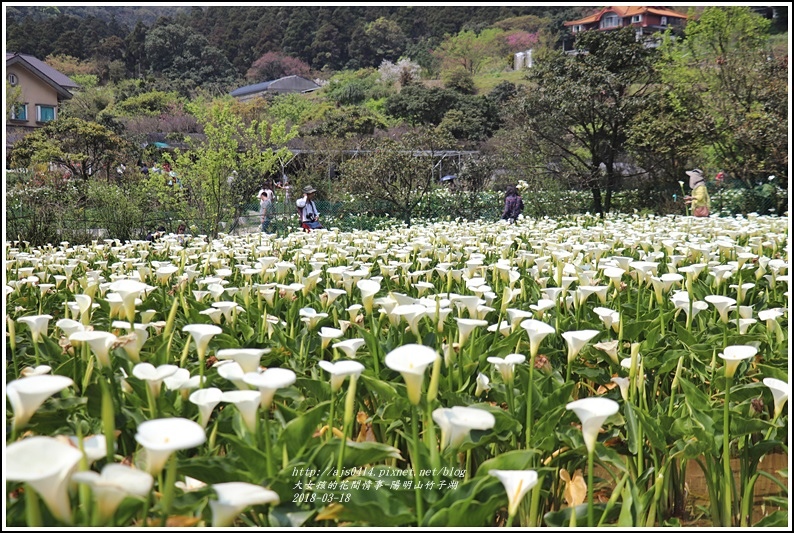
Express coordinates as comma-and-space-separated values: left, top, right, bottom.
257, 189, 266, 197
685, 169, 704, 180
303, 185, 317, 194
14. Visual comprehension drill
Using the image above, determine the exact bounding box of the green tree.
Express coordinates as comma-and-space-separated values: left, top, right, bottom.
144, 23, 238, 95
384, 85, 460, 126
9, 117, 132, 182
434, 28, 505, 75
172, 98, 298, 237
339, 128, 453, 224
657, 6, 787, 188
514, 26, 659, 215
442, 67, 476, 94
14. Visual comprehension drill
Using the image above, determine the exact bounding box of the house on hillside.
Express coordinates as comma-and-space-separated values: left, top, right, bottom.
563, 6, 688, 52
6, 52, 80, 147
230, 75, 321, 102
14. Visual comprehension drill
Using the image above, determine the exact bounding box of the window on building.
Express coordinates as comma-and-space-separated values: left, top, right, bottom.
631, 15, 642, 23
601, 14, 619, 29
11, 103, 28, 121
660, 16, 668, 26
8, 73, 19, 86
36, 104, 56, 122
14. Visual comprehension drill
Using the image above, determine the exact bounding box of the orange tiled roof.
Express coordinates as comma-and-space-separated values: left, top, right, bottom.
564, 6, 687, 26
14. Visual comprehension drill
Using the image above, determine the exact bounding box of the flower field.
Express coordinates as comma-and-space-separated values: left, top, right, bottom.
4, 213, 789, 527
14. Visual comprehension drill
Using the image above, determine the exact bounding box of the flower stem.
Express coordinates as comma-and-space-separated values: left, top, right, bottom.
410, 406, 424, 524
587, 449, 595, 527
263, 414, 275, 478
100, 374, 116, 462
722, 376, 733, 527
336, 376, 358, 484
327, 391, 336, 443
159, 454, 177, 526
24, 483, 42, 527
525, 358, 535, 449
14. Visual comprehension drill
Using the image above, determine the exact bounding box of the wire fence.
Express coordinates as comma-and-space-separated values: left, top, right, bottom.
5, 184, 787, 246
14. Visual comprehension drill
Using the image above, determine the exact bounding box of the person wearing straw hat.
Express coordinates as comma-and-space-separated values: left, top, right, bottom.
296, 185, 323, 230
684, 168, 711, 217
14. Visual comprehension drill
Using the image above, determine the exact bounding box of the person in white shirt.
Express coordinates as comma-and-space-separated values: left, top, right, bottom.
259, 187, 274, 232
296, 185, 322, 230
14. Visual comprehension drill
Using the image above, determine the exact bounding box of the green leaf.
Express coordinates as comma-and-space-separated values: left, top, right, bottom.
679, 376, 711, 411
313, 440, 404, 470
278, 400, 330, 457
424, 475, 504, 526
673, 322, 698, 347
753, 511, 788, 527
633, 404, 667, 450
475, 449, 540, 475
544, 503, 618, 527
313, 484, 415, 526
177, 454, 249, 484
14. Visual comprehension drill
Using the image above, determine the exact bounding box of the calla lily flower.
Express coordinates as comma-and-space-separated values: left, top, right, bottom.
134, 417, 206, 474
730, 317, 757, 334
520, 319, 556, 358
299, 307, 328, 330
455, 317, 488, 347
73, 294, 93, 324
56, 318, 85, 337
6, 436, 84, 524
719, 345, 758, 378
562, 329, 600, 362
528, 299, 555, 319
108, 279, 148, 323
220, 390, 262, 432
762, 377, 789, 419
216, 360, 249, 390
216, 348, 269, 374
7, 374, 74, 429
69, 330, 118, 369
324, 288, 347, 306
319, 326, 344, 350
704, 295, 738, 323
566, 397, 619, 454
243, 367, 297, 409
592, 307, 620, 333
475, 372, 491, 397
65, 434, 110, 465
391, 304, 427, 337
17, 314, 53, 343
182, 324, 223, 360
20, 365, 52, 377
357, 279, 380, 315
384, 344, 439, 405
593, 340, 620, 365
318, 360, 366, 392
486, 354, 526, 384
132, 362, 179, 398
432, 405, 495, 451
175, 476, 207, 492
72, 463, 153, 523
189, 387, 224, 428
490, 469, 539, 517
111, 321, 149, 363
611, 376, 630, 401
210, 482, 280, 527
334, 338, 366, 359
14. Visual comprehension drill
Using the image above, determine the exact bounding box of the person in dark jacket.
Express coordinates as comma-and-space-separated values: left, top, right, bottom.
501, 185, 524, 223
